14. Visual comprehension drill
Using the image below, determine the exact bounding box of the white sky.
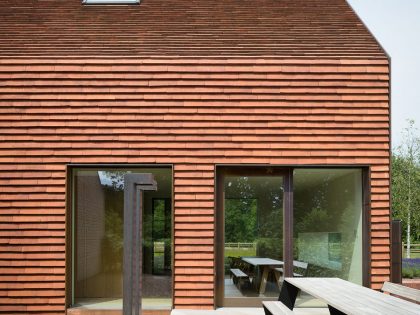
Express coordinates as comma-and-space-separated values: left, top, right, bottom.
347, 0, 420, 148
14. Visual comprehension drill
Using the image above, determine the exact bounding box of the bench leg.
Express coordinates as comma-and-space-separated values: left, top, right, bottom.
278, 281, 299, 310
328, 305, 346, 315
262, 304, 272, 315
232, 274, 237, 285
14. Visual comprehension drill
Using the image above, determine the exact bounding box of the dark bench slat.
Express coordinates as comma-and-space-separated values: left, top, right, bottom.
230, 268, 251, 291
274, 268, 303, 277
292, 260, 308, 270
230, 268, 248, 278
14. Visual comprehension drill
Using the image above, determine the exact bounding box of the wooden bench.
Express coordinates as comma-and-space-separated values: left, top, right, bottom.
381, 281, 420, 303
230, 268, 250, 290
262, 301, 294, 315
274, 268, 305, 277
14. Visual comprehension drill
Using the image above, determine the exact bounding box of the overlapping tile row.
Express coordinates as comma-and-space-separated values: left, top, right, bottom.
173, 163, 215, 309
0, 0, 383, 57
0, 58, 389, 312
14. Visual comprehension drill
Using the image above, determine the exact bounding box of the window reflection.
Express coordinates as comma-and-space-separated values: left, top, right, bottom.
220, 168, 364, 308
224, 176, 284, 303
293, 169, 363, 307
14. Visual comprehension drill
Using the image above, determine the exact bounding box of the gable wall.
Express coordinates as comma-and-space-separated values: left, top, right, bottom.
0, 58, 390, 313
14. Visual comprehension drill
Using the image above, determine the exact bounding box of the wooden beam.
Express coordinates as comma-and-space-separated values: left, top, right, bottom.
123, 173, 157, 315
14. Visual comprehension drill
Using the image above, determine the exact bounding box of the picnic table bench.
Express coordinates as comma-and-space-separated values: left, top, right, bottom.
228, 256, 255, 291
273, 260, 308, 280
263, 301, 294, 315
230, 268, 250, 291
381, 281, 420, 303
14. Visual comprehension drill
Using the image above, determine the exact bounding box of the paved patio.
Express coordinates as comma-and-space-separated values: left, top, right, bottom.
171, 307, 329, 315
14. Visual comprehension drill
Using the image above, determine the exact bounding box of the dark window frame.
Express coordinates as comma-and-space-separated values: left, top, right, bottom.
151, 197, 172, 275
65, 164, 173, 310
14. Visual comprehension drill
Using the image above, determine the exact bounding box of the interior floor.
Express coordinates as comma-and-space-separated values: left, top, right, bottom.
73, 275, 172, 310
224, 277, 279, 298
73, 298, 172, 310
223, 276, 327, 308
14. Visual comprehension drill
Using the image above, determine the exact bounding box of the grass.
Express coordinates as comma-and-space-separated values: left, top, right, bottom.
225, 248, 256, 258
402, 249, 420, 259
224, 248, 257, 275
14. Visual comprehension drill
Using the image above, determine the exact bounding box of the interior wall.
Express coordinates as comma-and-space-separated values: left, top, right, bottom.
73, 168, 173, 302
75, 173, 106, 297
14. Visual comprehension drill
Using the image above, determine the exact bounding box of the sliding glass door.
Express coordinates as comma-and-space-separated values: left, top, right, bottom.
216, 166, 366, 308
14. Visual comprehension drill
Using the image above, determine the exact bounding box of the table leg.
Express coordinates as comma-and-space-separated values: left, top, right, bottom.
259, 266, 269, 295
273, 269, 282, 289
278, 280, 299, 310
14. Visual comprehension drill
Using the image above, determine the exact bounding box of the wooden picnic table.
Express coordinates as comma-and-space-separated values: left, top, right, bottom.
277, 277, 420, 315
241, 257, 283, 295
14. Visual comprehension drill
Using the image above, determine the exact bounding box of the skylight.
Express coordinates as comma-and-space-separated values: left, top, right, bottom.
83, 0, 140, 4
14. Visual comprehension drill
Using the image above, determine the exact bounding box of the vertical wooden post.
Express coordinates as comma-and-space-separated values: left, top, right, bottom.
123, 174, 157, 315
391, 219, 402, 284
283, 169, 293, 277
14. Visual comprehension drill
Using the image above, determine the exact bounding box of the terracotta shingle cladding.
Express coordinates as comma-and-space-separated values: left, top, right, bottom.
0, 0, 384, 57
0, 0, 389, 313
0, 58, 390, 313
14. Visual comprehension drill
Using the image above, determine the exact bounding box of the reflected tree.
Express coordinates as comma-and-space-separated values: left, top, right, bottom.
224, 176, 283, 259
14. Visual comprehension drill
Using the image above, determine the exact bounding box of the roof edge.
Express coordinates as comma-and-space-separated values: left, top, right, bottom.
345, 0, 391, 61
0, 56, 390, 62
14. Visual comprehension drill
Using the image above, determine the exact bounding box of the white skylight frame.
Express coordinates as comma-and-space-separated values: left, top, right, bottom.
83, 0, 140, 4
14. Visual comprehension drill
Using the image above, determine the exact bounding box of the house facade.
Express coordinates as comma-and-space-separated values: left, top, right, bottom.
0, 0, 390, 314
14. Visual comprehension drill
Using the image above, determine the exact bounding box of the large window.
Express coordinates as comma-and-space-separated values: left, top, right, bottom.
71, 167, 172, 310
293, 169, 363, 283
293, 168, 363, 307
217, 167, 366, 308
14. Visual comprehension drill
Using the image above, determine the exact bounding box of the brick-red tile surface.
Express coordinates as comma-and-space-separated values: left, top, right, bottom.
0, 57, 390, 313
0, 0, 385, 57
0, 0, 390, 313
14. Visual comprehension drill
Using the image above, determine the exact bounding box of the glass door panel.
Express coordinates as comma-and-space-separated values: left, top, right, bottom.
73, 167, 172, 310
223, 174, 284, 305
293, 168, 363, 308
